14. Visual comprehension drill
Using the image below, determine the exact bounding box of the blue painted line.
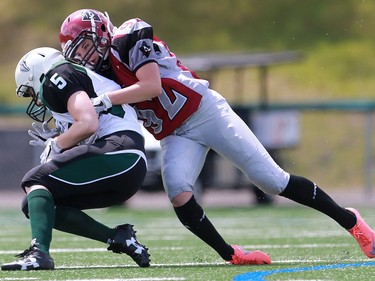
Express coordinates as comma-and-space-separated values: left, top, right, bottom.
233, 261, 375, 281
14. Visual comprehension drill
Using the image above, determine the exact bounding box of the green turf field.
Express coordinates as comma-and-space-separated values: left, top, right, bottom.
0, 205, 374, 281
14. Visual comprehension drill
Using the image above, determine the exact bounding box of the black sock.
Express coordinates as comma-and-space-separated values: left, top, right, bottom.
279, 174, 356, 229
174, 195, 234, 260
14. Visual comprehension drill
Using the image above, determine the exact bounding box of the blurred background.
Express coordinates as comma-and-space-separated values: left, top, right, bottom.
0, 0, 375, 206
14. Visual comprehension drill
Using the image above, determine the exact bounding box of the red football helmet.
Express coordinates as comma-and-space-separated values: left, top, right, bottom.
59, 9, 114, 72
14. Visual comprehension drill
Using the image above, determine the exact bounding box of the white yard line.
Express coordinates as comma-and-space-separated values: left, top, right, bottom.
0, 243, 354, 255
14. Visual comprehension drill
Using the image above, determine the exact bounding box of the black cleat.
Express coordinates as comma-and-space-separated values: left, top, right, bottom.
1, 244, 54, 271
107, 224, 151, 267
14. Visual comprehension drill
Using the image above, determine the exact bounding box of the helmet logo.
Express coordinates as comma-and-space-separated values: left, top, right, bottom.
19, 59, 30, 72
81, 11, 101, 22
139, 41, 152, 58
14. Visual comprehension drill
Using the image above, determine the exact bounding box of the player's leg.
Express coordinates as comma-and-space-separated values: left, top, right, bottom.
279, 175, 375, 258
18, 131, 149, 267
54, 205, 115, 241
160, 135, 270, 264
161, 135, 233, 258
26, 186, 54, 255
203, 98, 351, 223
1, 185, 55, 271
54, 133, 149, 266
20, 191, 150, 268
205, 99, 375, 258
160, 135, 208, 205
52, 204, 150, 267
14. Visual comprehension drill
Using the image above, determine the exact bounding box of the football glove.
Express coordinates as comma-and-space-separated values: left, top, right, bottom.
40, 138, 62, 164
91, 93, 112, 114
28, 121, 61, 147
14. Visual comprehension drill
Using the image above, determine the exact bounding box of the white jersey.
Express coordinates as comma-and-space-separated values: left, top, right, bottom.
109, 18, 208, 139
41, 61, 143, 143
105, 19, 290, 200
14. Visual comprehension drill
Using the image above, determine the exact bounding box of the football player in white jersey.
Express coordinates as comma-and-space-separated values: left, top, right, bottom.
59, 9, 375, 265
1, 47, 150, 271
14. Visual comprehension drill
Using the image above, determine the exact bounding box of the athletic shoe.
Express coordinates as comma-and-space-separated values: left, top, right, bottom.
229, 245, 271, 265
107, 224, 151, 267
1, 244, 54, 271
347, 207, 375, 258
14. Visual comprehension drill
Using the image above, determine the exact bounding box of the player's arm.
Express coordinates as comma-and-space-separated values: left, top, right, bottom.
55, 90, 98, 150
95, 20, 162, 107
106, 62, 162, 105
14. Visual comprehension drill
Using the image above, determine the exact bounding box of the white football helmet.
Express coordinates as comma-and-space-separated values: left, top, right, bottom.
15, 47, 64, 122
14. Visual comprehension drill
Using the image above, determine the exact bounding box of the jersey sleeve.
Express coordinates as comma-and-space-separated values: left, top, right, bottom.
112, 18, 157, 73
41, 63, 96, 113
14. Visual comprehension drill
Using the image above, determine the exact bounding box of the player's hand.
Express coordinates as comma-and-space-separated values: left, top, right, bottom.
40, 138, 62, 164
28, 121, 61, 147
91, 93, 113, 114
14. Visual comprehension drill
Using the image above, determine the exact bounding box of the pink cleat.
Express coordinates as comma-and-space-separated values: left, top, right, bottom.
347, 207, 375, 258
229, 245, 271, 265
